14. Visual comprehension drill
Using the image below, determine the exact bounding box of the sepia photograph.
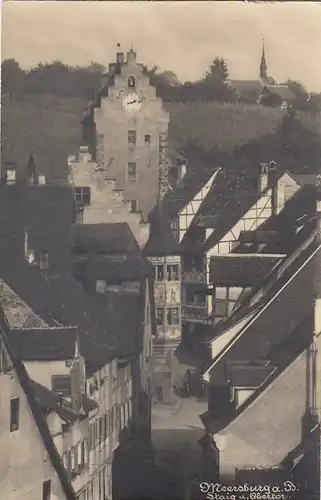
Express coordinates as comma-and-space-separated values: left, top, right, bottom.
1, 1, 321, 500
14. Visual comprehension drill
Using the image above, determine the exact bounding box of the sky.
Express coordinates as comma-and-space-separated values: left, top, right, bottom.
2, 1, 321, 92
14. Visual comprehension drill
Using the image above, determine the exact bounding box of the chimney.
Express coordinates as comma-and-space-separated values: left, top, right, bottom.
127, 49, 137, 66
258, 163, 269, 194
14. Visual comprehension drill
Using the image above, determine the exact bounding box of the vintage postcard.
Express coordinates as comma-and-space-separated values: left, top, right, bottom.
1, 2, 321, 500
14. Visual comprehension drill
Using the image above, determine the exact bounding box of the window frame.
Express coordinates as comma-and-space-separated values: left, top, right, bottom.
128, 130, 136, 146
167, 307, 180, 326
129, 200, 138, 213
10, 397, 20, 432
42, 480, 51, 500
144, 134, 151, 144
156, 307, 164, 326
154, 264, 164, 282
167, 264, 180, 282
51, 375, 71, 397
74, 187, 91, 206
127, 162, 137, 183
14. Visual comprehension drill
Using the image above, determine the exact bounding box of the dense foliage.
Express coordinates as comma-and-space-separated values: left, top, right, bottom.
1, 59, 321, 182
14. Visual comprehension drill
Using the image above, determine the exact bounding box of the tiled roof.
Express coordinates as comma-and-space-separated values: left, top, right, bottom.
206, 241, 320, 395
30, 379, 98, 422
0, 184, 73, 275
229, 80, 264, 92
10, 327, 77, 361
154, 153, 219, 222
202, 168, 283, 252
0, 308, 77, 500
72, 223, 140, 254
235, 184, 316, 256
294, 174, 321, 187
263, 85, 295, 101
0, 262, 120, 373
209, 254, 282, 287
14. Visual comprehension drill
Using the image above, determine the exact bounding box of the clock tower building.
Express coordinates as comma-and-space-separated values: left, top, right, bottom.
83, 47, 170, 222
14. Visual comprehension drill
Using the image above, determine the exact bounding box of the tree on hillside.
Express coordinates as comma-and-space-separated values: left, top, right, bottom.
1, 58, 25, 97
204, 57, 229, 83
201, 57, 233, 102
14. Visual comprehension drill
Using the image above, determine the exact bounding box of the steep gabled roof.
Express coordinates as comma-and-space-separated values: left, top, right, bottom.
0, 308, 77, 500
234, 184, 316, 256
0, 262, 120, 373
203, 241, 320, 386
202, 168, 284, 251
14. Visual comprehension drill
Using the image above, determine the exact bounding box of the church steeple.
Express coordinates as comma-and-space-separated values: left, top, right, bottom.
260, 39, 267, 81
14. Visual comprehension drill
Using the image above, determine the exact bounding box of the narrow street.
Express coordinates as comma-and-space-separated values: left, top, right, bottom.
150, 353, 208, 500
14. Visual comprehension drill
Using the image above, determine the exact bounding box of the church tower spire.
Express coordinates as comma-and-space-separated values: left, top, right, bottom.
260, 39, 267, 81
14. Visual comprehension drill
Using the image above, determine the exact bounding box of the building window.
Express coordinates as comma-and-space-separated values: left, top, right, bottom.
51, 375, 71, 397
195, 291, 206, 306
154, 264, 164, 282
10, 398, 19, 432
128, 76, 135, 88
130, 200, 138, 213
170, 218, 179, 241
127, 162, 137, 182
167, 307, 180, 326
128, 130, 136, 145
185, 287, 206, 306
42, 480, 51, 500
144, 134, 151, 144
96, 280, 106, 293
156, 307, 164, 326
74, 187, 91, 205
40, 252, 49, 270
167, 264, 180, 281
214, 300, 228, 317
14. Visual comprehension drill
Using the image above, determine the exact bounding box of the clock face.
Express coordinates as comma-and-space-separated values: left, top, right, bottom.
122, 93, 142, 113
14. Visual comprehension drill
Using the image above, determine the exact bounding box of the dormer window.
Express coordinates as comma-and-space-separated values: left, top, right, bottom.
128, 76, 135, 88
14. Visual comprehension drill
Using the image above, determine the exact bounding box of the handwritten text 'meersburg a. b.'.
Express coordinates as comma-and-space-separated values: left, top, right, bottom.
199, 481, 298, 500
